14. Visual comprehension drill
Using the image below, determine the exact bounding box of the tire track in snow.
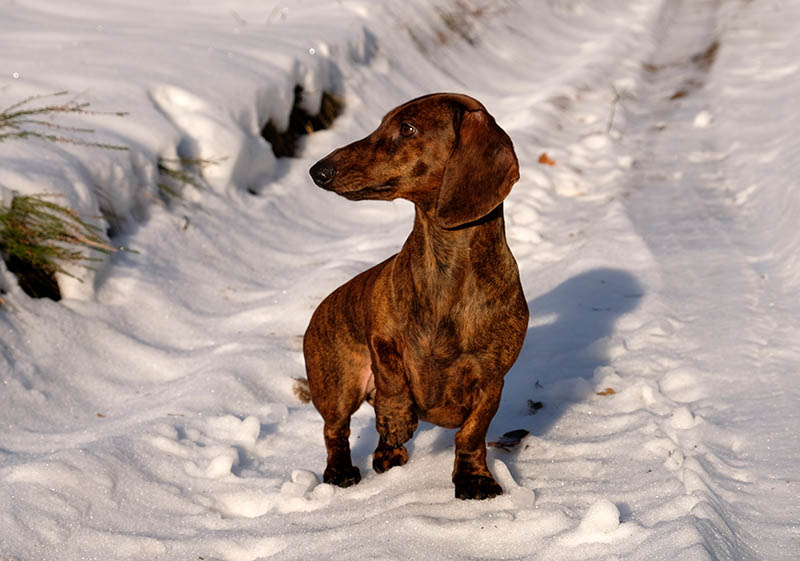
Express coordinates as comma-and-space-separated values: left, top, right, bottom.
619, 0, 797, 558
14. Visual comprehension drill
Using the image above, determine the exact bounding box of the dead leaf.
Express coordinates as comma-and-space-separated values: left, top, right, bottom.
488, 429, 530, 451
538, 152, 556, 166
96, 412, 105, 418
527, 400, 543, 414
596, 387, 616, 396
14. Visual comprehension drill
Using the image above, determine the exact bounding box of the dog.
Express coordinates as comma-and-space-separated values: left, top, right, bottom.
303, 93, 528, 500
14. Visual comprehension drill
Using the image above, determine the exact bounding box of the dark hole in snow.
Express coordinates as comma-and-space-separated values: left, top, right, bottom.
3, 254, 61, 301
261, 85, 343, 158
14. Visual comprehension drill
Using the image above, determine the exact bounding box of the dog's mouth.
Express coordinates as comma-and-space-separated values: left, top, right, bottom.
335, 182, 396, 200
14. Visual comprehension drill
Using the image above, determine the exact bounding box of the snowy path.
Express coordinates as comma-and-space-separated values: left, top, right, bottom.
616, 1, 800, 558
2, 1, 799, 560
625, 3, 799, 559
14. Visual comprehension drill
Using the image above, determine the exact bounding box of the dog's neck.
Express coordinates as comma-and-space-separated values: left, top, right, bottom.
401, 204, 508, 285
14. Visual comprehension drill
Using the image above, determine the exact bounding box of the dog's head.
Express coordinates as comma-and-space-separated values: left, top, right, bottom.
309, 93, 519, 228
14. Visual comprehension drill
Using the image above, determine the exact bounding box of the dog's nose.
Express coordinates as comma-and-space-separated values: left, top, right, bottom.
310, 161, 337, 188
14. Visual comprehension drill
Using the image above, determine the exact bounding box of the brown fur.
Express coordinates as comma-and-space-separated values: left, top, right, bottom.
304, 93, 528, 499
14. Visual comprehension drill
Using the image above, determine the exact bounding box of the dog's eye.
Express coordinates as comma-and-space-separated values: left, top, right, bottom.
399, 123, 416, 137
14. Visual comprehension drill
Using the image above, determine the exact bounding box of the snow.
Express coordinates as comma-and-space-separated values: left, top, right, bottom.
1, 0, 799, 560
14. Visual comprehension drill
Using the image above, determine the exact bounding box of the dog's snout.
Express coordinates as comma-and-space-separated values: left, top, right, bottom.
310, 161, 337, 188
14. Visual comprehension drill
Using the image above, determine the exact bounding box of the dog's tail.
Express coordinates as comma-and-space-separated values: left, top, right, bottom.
293, 377, 312, 404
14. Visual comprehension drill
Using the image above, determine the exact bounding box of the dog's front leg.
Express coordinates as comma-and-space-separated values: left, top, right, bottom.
452, 379, 504, 500
370, 336, 418, 473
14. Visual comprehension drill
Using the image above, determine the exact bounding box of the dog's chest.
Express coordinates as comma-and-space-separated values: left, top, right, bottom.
401, 309, 493, 423
403, 282, 509, 367
378, 229, 527, 389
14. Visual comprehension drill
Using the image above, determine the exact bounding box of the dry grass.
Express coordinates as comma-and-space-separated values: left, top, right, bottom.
0, 91, 128, 150
157, 156, 220, 201
0, 194, 117, 300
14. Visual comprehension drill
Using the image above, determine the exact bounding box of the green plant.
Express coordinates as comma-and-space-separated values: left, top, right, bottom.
0, 92, 131, 302
0, 194, 117, 299
157, 156, 219, 200
0, 91, 128, 150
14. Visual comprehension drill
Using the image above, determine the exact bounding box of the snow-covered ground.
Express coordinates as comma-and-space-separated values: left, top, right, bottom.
2, 0, 799, 559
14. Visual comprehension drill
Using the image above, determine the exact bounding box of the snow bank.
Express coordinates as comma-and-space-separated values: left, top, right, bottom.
1, 0, 371, 297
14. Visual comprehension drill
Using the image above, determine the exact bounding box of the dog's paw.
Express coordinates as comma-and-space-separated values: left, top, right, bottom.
323, 464, 361, 488
372, 444, 408, 474
453, 473, 503, 500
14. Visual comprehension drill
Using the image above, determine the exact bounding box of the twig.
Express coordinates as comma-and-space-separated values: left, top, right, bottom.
606, 86, 622, 135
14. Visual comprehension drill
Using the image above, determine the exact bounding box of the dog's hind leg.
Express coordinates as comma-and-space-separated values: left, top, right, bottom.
319, 360, 374, 486
304, 309, 370, 487
322, 420, 361, 487
311, 362, 365, 487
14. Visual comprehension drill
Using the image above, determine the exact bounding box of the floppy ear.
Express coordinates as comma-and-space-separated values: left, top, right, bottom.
436, 109, 519, 228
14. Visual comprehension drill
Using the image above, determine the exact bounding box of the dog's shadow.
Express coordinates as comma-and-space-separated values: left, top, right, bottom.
497, 267, 644, 436
352, 267, 643, 467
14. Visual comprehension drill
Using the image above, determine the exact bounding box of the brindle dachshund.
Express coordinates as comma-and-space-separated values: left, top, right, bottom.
304, 93, 528, 500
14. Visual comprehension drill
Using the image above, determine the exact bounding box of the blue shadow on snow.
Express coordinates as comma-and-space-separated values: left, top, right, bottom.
496, 267, 644, 437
